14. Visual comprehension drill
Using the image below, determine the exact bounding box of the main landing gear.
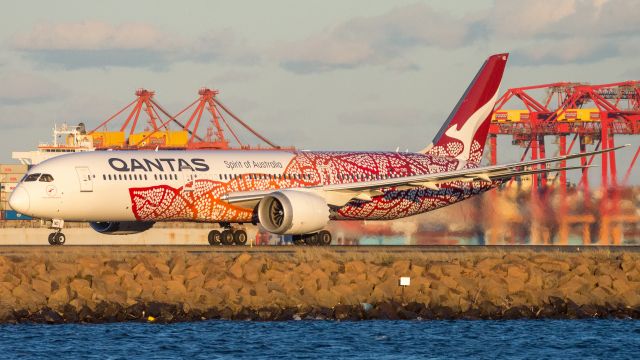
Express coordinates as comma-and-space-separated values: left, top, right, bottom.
208, 223, 248, 246
48, 219, 66, 246
292, 230, 332, 246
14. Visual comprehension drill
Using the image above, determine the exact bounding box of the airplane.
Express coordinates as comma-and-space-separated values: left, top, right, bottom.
8, 53, 625, 246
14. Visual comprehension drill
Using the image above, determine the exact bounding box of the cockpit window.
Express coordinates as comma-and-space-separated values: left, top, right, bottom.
39, 174, 54, 182
24, 173, 41, 182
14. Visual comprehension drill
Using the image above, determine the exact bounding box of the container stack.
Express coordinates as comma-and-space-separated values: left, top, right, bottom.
0, 163, 29, 220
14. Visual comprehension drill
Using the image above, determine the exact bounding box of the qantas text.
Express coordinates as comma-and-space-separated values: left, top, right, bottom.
108, 158, 209, 172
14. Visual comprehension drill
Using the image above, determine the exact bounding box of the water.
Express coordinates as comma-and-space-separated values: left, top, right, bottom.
0, 320, 639, 359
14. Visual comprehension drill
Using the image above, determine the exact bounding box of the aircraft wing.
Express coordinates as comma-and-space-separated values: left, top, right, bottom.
221, 145, 627, 207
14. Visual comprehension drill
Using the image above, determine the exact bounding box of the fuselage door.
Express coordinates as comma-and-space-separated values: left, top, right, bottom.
75, 166, 93, 192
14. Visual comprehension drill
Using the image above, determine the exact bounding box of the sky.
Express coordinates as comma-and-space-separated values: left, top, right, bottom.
0, 0, 639, 184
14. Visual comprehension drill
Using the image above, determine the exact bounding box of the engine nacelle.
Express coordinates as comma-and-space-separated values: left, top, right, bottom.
258, 190, 330, 235
89, 221, 155, 235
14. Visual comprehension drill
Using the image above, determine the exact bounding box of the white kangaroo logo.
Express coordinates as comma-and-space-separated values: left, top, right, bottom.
444, 90, 498, 160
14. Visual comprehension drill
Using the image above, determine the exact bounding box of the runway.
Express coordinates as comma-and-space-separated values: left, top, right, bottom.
0, 244, 638, 254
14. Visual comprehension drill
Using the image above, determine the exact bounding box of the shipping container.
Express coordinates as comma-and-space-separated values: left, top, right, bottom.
3, 210, 31, 220
91, 131, 126, 148
555, 108, 599, 122
491, 110, 530, 122
0, 164, 28, 174
129, 130, 189, 147
0, 173, 24, 183
0, 183, 17, 192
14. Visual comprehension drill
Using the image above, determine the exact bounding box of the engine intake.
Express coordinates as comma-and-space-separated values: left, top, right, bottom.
258, 190, 329, 235
89, 221, 155, 235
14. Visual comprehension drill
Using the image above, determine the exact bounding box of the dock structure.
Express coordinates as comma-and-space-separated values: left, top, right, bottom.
487, 81, 640, 245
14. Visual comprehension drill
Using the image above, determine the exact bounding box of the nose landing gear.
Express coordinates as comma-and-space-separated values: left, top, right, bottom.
47, 219, 66, 246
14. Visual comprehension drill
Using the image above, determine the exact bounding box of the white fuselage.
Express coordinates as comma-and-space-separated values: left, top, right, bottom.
9, 148, 495, 224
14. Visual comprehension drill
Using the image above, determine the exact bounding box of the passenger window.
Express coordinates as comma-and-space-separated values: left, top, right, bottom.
39, 174, 54, 182
24, 173, 41, 182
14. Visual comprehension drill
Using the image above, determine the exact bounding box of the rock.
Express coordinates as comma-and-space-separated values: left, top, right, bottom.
318, 260, 340, 274
69, 278, 91, 294
62, 304, 79, 322
234, 253, 252, 267
77, 305, 97, 323
397, 308, 418, 320
476, 258, 501, 272
548, 296, 567, 314
185, 275, 205, 292
243, 259, 264, 283
438, 276, 459, 290
478, 300, 501, 318
166, 280, 187, 299
31, 278, 51, 297
228, 261, 244, 279
619, 253, 636, 272
0, 306, 15, 323
572, 264, 590, 276
565, 300, 582, 319
375, 302, 399, 320
122, 276, 143, 300
12, 284, 46, 310
507, 265, 529, 282
502, 306, 524, 319
41, 307, 64, 324
315, 289, 340, 308
344, 261, 366, 274
169, 257, 186, 276
431, 305, 456, 320
392, 260, 411, 275
48, 288, 70, 309
577, 304, 600, 318
440, 264, 462, 277
334, 304, 358, 320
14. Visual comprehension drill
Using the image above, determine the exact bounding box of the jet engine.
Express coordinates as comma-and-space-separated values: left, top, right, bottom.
89, 221, 155, 235
257, 190, 330, 235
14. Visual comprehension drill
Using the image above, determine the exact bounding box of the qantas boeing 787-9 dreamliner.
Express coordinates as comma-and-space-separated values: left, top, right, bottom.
8, 53, 625, 245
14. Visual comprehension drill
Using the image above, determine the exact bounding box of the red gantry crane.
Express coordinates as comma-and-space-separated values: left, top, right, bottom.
488, 81, 640, 245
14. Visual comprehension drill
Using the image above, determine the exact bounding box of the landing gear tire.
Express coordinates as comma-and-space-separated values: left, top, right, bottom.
304, 233, 318, 246
220, 230, 234, 245
48, 232, 65, 245
318, 230, 332, 246
292, 236, 305, 246
55, 233, 66, 245
208, 230, 221, 246
233, 230, 248, 245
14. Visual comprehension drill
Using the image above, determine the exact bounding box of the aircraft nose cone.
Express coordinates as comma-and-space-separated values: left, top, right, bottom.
8, 186, 30, 214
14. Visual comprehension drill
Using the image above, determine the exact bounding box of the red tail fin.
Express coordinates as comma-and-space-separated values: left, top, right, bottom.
421, 53, 508, 164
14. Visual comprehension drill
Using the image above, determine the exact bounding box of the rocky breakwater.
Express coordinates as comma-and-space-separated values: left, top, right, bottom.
1, 250, 640, 323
